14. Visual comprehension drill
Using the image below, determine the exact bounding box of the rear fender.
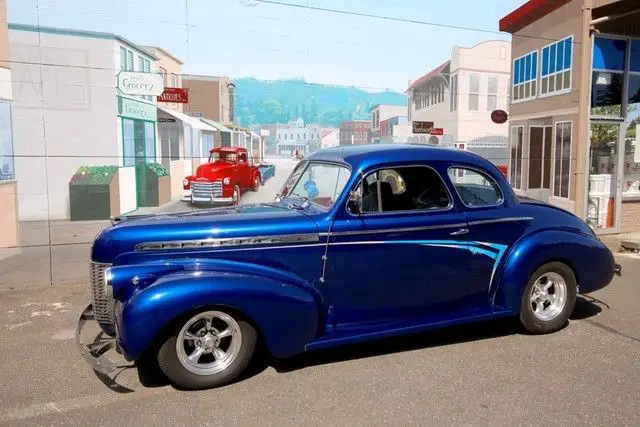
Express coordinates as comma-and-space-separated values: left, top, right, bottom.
494, 229, 615, 311
118, 270, 321, 360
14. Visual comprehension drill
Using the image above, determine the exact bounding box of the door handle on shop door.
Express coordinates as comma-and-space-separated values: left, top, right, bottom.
450, 228, 469, 236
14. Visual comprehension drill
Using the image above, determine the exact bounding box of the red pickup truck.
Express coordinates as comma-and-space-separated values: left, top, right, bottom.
183, 147, 262, 205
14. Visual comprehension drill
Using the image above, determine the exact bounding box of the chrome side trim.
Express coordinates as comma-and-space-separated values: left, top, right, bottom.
135, 233, 321, 251
321, 222, 467, 237
468, 217, 534, 226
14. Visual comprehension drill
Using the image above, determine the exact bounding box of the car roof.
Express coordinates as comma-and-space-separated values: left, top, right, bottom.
210, 146, 246, 153
307, 143, 497, 172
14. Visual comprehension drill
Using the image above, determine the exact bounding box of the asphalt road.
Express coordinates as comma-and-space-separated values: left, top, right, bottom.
0, 253, 639, 426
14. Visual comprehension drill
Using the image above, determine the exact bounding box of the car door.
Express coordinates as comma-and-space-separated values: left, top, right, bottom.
324, 163, 477, 326
445, 165, 532, 305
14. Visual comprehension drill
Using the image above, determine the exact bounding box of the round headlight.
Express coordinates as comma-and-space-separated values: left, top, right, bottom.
223, 177, 231, 185
182, 179, 189, 187
104, 267, 113, 287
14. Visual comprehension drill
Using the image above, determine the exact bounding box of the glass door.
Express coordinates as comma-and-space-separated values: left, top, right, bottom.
587, 121, 622, 233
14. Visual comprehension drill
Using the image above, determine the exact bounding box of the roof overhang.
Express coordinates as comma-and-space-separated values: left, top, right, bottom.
499, 0, 572, 34
406, 61, 450, 93
157, 106, 217, 132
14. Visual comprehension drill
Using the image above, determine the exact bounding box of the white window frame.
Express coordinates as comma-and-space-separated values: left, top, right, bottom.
512, 50, 538, 104
540, 35, 573, 98
552, 120, 573, 199
469, 73, 480, 111
450, 74, 458, 112
510, 125, 524, 190
487, 75, 498, 111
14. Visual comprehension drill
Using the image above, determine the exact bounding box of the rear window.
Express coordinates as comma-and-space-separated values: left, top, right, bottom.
448, 167, 503, 207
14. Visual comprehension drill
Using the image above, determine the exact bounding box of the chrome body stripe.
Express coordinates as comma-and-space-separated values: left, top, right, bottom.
468, 217, 533, 226
135, 233, 320, 251
320, 222, 467, 237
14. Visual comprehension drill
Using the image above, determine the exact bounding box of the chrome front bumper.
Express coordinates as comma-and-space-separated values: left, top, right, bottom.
190, 195, 233, 204
75, 303, 120, 375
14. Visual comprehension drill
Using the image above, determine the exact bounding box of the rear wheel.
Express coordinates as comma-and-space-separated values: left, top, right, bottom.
158, 310, 257, 390
519, 262, 577, 334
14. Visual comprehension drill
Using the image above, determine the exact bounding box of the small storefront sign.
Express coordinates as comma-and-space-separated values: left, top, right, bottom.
430, 128, 444, 136
454, 142, 466, 150
158, 117, 176, 123
412, 121, 434, 134
117, 72, 164, 96
186, 112, 203, 118
491, 109, 508, 124
158, 87, 189, 103
118, 96, 157, 121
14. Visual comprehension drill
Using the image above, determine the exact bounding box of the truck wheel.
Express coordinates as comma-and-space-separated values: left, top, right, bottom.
232, 185, 240, 205
251, 175, 261, 191
158, 310, 257, 390
519, 262, 577, 334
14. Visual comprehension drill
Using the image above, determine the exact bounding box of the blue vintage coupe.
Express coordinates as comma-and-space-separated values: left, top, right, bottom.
77, 144, 621, 390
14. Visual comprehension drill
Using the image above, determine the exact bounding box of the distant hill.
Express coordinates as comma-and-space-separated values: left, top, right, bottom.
232, 77, 407, 127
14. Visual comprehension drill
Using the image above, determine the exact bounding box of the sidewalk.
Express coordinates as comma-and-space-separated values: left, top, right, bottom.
0, 158, 297, 290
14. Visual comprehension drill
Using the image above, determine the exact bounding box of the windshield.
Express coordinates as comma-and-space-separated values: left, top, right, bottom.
209, 152, 238, 163
281, 162, 351, 208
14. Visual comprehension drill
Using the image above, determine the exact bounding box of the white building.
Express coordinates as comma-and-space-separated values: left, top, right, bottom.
275, 117, 322, 155
370, 104, 407, 143
321, 128, 339, 149
407, 40, 511, 167
9, 24, 164, 220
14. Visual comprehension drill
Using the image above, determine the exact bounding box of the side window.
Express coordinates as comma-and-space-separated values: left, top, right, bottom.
360, 166, 451, 213
448, 167, 503, 207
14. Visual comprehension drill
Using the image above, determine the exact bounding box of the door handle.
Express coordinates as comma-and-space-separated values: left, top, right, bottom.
450, 228, 469, 236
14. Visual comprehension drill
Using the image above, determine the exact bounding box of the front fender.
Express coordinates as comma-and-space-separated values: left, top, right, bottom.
494, 229, 615, 311
117, 270, 321, 360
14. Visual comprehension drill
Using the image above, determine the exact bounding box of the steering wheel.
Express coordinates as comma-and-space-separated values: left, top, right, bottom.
414, 188, 447, 209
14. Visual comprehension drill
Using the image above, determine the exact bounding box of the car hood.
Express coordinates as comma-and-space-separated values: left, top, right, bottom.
91, 203, 318, 263
194, 161, 236, 179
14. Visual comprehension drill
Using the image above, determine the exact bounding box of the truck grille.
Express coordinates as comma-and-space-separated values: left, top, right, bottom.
90, 262, 116, 334
191, 181, 223, 198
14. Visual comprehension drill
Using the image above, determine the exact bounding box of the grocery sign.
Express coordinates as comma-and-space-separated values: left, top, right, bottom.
158, 87, 189, 103
117, 71, 164, 96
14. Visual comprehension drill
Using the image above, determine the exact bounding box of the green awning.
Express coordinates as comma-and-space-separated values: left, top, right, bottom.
200, 118, 233, 133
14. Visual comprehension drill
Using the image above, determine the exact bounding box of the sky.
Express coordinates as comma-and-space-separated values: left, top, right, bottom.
7, 0, 526, 92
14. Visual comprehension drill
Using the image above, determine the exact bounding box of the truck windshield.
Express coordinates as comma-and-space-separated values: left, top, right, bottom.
283, 162, 351, 209
209, 152, 238, 163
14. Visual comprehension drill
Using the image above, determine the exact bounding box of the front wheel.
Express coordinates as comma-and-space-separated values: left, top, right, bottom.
158, 310, 257, 390
251, 175, 261, 191
519, 262, 577, 334
231, 185, 240, 206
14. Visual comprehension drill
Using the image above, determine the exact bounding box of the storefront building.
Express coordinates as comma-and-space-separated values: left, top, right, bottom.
500, 0, 640, 235
0, 0, 18, 247
9, 24, 162, 219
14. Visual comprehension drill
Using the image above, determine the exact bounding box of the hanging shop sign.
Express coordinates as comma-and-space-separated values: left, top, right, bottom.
429, 128, 444, 136
412, 120, 434, 134
158, 87, 189, 103
117, 71, 164, 96
490, 109, 508, 124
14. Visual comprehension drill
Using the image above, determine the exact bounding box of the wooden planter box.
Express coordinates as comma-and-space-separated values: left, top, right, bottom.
69, 173, 120, 221
138, 165, 171, 208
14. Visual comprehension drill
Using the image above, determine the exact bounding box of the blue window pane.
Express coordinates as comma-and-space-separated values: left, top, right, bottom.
514, 60, 519, 84
564, 38, 572, 71
519, 58, 525, 84
542, 46, 549, 76
549, 43, 557, 73
631, 39, 640, 72
556, 41, 564, 71
593, 37, 626, 70
525, 54, 531, 81
532, 51, 538, 78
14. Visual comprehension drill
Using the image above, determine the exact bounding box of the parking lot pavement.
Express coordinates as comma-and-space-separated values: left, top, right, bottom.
0, 256, 638, 426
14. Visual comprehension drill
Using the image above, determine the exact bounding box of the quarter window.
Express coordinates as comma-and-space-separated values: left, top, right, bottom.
448, 168, 502, 207
541, 36, 573, 96
359, 166, 451, 213
512, 50, 538, 102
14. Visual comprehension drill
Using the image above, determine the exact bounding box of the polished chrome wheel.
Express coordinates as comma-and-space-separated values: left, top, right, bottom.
176, 311, 242, 376
529, 272, 567, 322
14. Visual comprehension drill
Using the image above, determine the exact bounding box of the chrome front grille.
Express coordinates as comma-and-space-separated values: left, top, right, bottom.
90, 262, 116, 333
191, 181, 223, 198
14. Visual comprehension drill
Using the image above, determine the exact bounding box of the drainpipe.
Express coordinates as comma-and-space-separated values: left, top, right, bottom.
576, 0, 593, 220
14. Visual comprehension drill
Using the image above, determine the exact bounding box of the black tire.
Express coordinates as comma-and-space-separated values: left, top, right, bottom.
232, 185, 241, 206
519, 261, 577, 334
251, 175, 261, 191
157, 310, 257, 390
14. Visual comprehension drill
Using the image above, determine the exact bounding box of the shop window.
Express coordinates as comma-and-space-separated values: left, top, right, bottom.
0, 102, 14, 181
591, 71, 624, 116
631, 40, 640, 73
510, 126, 523, 189
512, 50, 537, 102
202, 133, 214, 158
487, 75, 498, 111
528, 126, 552, 190
144, 122, 156, 162
541, 36, 572, 96
553, 122, 572, 199
593, 37, 626, 71
624, 122, 640, 198
469, 74, 480, 111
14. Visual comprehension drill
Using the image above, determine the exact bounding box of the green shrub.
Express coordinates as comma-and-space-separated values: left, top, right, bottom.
69, 165, 119, 185
147, 162, 169, 177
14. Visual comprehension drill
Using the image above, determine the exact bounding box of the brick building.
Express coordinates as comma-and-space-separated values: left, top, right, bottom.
339, 120, 371, 145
